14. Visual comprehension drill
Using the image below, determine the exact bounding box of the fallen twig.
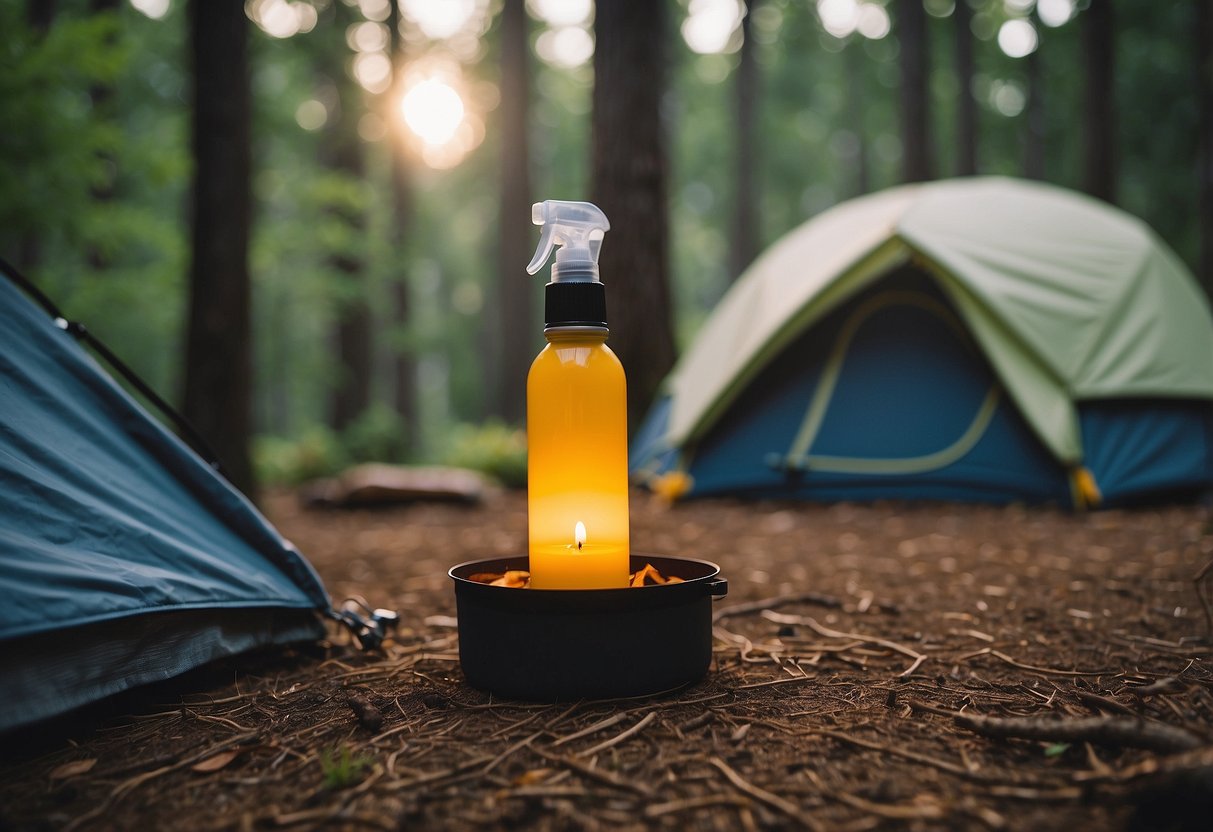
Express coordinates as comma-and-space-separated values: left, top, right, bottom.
482, 731, 543, 774
713, 591, 846, 623
550, 713, 625, 748
804, 769, 945, 821
532, 746, 654, 796
1074, 690, 1135, 716
1132, 677, 1187, 697
955, 713, 1206, 753
806, 728, 1061, 787
761, 611, 927, 676
578, 711, 656, 757
644, 793, 752, 817
958, 648, 1116, 677
708, 757, 823, 831
1074, 744, 1213, 783
377, 753, 496, 792
737, 676, 818, 690
981, 784, 1082, 801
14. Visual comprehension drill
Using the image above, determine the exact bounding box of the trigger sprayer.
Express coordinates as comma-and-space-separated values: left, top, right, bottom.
522, 199, 630, 589
526, 200, 612, 330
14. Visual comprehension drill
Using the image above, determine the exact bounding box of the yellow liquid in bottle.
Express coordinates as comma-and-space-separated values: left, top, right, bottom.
527, 328, 630, 589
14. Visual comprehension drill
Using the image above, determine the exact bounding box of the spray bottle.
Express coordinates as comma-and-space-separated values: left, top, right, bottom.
524, 200, 629, 589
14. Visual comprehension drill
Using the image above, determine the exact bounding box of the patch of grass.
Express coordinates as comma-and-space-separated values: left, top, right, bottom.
319, 746, 373, 790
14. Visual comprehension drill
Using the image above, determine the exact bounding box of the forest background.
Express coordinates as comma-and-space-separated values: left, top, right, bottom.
2, 0, 1208, 496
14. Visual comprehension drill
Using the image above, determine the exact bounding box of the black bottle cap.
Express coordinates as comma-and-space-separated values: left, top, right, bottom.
544, 281, 607, 329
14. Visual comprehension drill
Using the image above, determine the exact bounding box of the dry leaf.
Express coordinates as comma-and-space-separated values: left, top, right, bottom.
490, 570, 529, 588
191, 749, 240, 773
630, 564, 671, 586
512, 768, 554, 786
49, 759, 96, 780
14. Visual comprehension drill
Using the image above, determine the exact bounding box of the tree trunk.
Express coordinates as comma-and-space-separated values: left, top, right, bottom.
1023, 45, 1045, 179
387, 0, 419, 453
183, 0, 254, 494
844, 39, 870, 196
1081, 0, 1117, 202
329, 240, 372, 433
730, 0, 760, 281
953, 0, 977, 175
88, 0, 121, 271
897, 0, 933, 182
495, 0, 534, 424
325, 5, 372, 433
26, 0, 55, 32
21, 0, 56, 272
590, 0, 676, 433
1198, 0, 1213, 297
389, 256, 417, 450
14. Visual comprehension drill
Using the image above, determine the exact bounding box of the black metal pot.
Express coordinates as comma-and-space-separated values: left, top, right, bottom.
449, 555, 727, 701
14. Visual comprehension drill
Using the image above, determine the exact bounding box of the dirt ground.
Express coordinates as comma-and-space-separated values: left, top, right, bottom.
4, 490, 1213, 831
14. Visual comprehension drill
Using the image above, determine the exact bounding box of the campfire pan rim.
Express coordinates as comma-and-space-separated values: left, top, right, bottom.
450, 555, 727, 701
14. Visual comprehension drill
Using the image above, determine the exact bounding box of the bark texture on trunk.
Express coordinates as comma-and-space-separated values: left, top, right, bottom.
590, 0, 676, 434
953, 0, 977, 176
496, 0, 534, 425
1081, 0, 1117, 203
731, 0, 760, 281
388, 0, 419, 452
897, 0, 934, 182
183, 0, 255, 494
844, 39, 871, 195
87, 0, 121, 271
325, 4, 372, 432
1023, 46, 1045, 180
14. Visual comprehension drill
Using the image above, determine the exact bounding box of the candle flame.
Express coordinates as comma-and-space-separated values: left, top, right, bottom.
574, 521, 586, 551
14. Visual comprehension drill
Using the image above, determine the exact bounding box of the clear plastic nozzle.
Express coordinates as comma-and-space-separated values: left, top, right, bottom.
525, 200, 611, 283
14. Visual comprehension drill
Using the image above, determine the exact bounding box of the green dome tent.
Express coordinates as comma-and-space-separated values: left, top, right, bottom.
631, 177, 1213, 506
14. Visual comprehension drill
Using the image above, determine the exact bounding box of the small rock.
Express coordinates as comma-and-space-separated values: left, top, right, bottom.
347, 694, 384, 732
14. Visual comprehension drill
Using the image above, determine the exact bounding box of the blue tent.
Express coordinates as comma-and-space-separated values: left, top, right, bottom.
0, 266, 333, 731
631, 180, 1213, 506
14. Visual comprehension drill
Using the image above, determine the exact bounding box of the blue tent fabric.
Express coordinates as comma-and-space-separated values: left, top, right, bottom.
632, 268, 1213, 506
0, 271, 330, 731
1078, 399, 1213, 506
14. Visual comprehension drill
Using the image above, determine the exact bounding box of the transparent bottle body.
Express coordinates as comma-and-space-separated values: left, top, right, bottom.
526, 328, 630, 589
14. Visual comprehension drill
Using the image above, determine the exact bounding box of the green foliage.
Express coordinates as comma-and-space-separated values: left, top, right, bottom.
254, 405, 410, 486
319, 746, 373, 790
0, 8, 126, 246
254, 427, 347, 486
1, 3, 189, 396
443, 421, 528, 488
341, 403, 412, 465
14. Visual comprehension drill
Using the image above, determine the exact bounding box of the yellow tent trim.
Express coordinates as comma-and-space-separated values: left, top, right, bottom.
781, 290, 999, 476
1070, 466, 1102, 509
